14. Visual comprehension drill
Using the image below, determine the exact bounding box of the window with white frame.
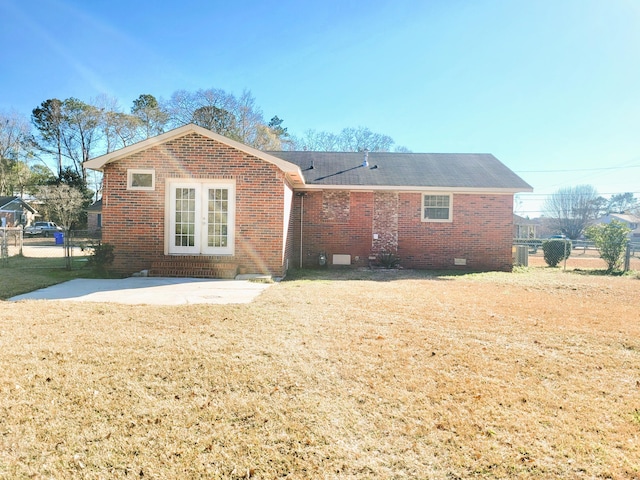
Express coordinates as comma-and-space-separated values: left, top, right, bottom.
422, 193, 452, 222
127, 169, 155, 190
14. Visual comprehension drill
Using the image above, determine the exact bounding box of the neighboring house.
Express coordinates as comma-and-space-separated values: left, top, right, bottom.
594, 213, 640, 239
513, 214, 537, 239
0, 196, 37, 227
86, 199, 102, 232
84, 124, 532, 278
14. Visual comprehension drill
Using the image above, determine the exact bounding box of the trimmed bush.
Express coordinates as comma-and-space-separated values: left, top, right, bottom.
542, 239, 572, 267
87, 242, 115, 273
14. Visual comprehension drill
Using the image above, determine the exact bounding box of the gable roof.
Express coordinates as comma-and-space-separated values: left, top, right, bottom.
597, 213, 640, 224
0, 196, 14, 209
609, 213, 640, 223
269, 151, 533, 192
514, 214, 536, 225
0, 196, 37, 213
84, 124, 305, 186
84, 124, 531, 193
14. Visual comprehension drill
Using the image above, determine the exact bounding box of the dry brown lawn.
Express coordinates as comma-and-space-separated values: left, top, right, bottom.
1, 267, 639, 479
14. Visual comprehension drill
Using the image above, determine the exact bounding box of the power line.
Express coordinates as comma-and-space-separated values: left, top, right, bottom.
515, 164, 640, 173
517, 191, 640, 198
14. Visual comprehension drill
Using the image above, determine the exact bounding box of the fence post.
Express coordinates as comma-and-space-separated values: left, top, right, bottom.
64, 228, 72, 270
0, 227, 7, 265
624, 242, 631, 272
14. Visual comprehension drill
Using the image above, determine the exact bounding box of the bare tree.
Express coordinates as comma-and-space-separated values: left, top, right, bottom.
93, 95, 140, 152
36, 184, 85, 230
252, 124, 282, 151
36, 184, 87, 268
0, 111, 32, 195
164, 88, 238, 130
162, 88, 271, 148
292, 129, 339, 151
235, 89, 264, 145
290, 126, 402, 152
192, 105, 236, 136
543, 184, 602, 239
337, 126, 394, 152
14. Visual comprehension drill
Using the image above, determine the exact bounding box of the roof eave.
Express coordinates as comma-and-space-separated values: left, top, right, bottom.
296, 184, 534, 193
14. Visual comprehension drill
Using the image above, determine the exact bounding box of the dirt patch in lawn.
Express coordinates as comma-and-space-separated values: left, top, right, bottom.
1, 267, 639, 479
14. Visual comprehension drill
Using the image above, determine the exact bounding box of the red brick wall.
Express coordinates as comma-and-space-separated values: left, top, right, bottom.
101, 133, 291, 276
398, 193, 514, 271
292, 191, 374, 268
292, 190, 514, 271
101, 133, 515, 276
87, 212, 101, 232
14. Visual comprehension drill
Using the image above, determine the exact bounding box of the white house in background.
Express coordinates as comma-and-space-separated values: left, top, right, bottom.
594, 213, 640, 239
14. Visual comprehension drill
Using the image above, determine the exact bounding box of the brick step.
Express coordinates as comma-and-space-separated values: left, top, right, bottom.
149, 259, 238, 279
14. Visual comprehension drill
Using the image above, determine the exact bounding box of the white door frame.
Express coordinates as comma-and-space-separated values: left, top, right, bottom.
165, 179, 235, 256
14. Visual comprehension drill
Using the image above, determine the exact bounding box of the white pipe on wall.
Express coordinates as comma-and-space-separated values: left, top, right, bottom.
299, 194, 304, 268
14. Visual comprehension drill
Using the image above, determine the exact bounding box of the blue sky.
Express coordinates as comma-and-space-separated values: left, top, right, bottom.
1, 0, 639, 216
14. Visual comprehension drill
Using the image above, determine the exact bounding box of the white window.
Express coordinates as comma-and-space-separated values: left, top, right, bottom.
127, 169, 155, 190
167, 180, 235, 255
422, 194, 452, 222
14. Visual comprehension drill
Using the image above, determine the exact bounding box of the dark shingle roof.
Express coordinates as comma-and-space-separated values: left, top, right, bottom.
0, 196, 17, 208
268, 151, 532, 191
0, 196, 37, 213
86, 199, 102, 211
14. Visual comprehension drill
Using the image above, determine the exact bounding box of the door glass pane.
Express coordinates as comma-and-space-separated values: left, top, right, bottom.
174, 188, 196, 247
207, 188, 229, 248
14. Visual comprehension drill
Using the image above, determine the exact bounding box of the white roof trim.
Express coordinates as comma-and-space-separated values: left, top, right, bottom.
84, 124, 305, 186
297, 184, 533, 194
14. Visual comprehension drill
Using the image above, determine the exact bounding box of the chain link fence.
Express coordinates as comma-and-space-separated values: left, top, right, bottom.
4, 227, 639, 271
1, 227, 101, 269
514, 237, 640, 271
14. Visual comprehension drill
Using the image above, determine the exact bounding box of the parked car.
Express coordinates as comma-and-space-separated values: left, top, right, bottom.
24, 221, 63, 237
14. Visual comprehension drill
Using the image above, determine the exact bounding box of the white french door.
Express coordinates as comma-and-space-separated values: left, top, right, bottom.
167, 181, 235, 255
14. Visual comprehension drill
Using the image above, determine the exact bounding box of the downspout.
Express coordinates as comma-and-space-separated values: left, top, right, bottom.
297, 192, 306, 268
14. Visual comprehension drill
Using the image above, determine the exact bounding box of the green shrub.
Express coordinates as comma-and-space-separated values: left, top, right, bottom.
377, 250, 401, 269
87, 242, 115, 273
585, 220, 630, 273
542, 239, 572, 267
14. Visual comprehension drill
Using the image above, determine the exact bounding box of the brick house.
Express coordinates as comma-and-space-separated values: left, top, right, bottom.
84, 124, 532, 278
86, 199, 102, 232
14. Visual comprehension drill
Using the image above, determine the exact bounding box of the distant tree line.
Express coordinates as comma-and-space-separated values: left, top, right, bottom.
543, 185, 638, 239
0, 87, 410, 217
4, 87, 636, 235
